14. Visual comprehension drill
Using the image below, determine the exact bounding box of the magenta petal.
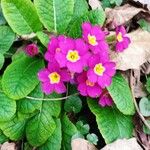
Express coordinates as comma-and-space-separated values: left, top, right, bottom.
88, 55, 100, 68
116, 26, 126, 35
87, 85, 102, 98
98, 75, 112, 88
54, 82, 66, 94
60, 69, 71, 82
55, 52, 67, 68
67, 61, 83, 73
106, 97, 113, 106
99, 97, 107, 107
48, 61, 60, 72
91, 26, 105, 40
78, 83, 87, 96
87, 69, 98, 83
104, 62, 116, 76
38, 69, 49, 82
44, 51, 55, 62
82, 22, 92, 33
77, 72, 87, 83
75, 39, 88, 55
116, 42, 124, 52
59, 38, 75, 54
41, 82, 54, 94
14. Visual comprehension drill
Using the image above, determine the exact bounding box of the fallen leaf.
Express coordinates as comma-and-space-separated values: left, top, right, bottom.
1, 142, 16, 150
89, 0, 102, 9
105, 4, 144, 29
101, 138, 142, 150
71, 138, 98, 150
110, 29, 150, 70
130, 0, 150, 10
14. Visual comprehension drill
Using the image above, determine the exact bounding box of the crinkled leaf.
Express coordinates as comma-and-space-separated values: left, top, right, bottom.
39, 119, 62, 150
0, 54, 4, 70
1, 0, 42, 35
143, 120, 150, 135
0, 130, 8, 144
64, 95, 82, 113
36, 31, 49, 47
0, 116, 27, 141
26, 101, 56, 147
0, 91, 16, 121
86, 133, 98, 145
138, 19, 150, 32
139, 97, 150, 117
76, 121, 90, 135
68, 9, 105, 38
0, 26, 15, 54
62, 114, 78, 150
146, 77, 150, 93
110, 0, 123, 6
17, 84, 43, 114
107, 73, 135, 115
34, 0, 74, 34
2, 57, 44, 100
0, 5, 6, 25
88, 99, 134, 143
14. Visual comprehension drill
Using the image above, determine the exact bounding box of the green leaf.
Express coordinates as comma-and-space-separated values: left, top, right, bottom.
2, 57, 44, 100
88, 9, 106, 26
0, 26, 15, 54
1, 0, 42, 35
86, 133, 98, 145
139, 97, 150, 117
107, 73, 135, 115
34, 0, 74, 34
62, 114, 78, 150
0, 5, 6, 25
0, 130, 8, 144
0, 115, 27, 140
143, 120, 150, 135
17, 84, 43, 114
68, 9, 106, 38
76, 121, 90, 135
0, 54, 4, 70
39, 119, 62, 150
138, 19, 150, 32
71, 0, 89, 20
146, 77, 150, 93
72, 132, 84, 140
64, 95, 82, 113
0, 91, 16, 121
44, 93, 61, 118
26, 101, 56, 147
110, 0, 123, 6
88, 99, 134, 144
36, 31, 49, 47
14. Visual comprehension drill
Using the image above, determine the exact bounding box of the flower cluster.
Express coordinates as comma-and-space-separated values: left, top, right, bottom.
38, 22, 130, 107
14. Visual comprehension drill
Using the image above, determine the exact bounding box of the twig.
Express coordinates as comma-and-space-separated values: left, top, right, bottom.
26, 93, 79, 101
130, 70, 150, 130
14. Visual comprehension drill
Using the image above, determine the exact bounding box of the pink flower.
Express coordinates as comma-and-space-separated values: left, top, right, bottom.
77, 72, 102, 98
45, 35, 65, 62
87, 54, 116, 88
38, 62, 70, 94
82, 22, 109, 55
55, 38, 90, 73
25, 43, 39, 57
98, 90, 113, 107
116, 25, 131, 52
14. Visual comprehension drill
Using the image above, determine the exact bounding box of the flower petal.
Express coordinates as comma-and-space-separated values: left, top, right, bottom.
98, 74, 112, 88
104, 62, 116, 76
87, 85, 102, 98
77, 83, 87, 96
55, 52, 67, 68
41, 82, 54, 94
54, 82, 66, 94
38, 69, 49, 82
87, 69, 98, 83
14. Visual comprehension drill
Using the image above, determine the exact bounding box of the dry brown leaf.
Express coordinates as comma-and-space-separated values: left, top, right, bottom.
71, 138, 98, 150
1, 142, 16, 150
101, 138, 142, 150
110, 29, 150, 70
132, 0, 150, 10
105, 4, 144, 29
88, 0, 102, 9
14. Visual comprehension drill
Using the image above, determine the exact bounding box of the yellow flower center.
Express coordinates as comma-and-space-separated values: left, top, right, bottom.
56, 48, 61, 53
88, 34, 98, 46
48, 72, 60, 84
66, 50, 80, 62
117, 32, 123, 42
86, 80, 95, 87
94, 63, 105, 76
